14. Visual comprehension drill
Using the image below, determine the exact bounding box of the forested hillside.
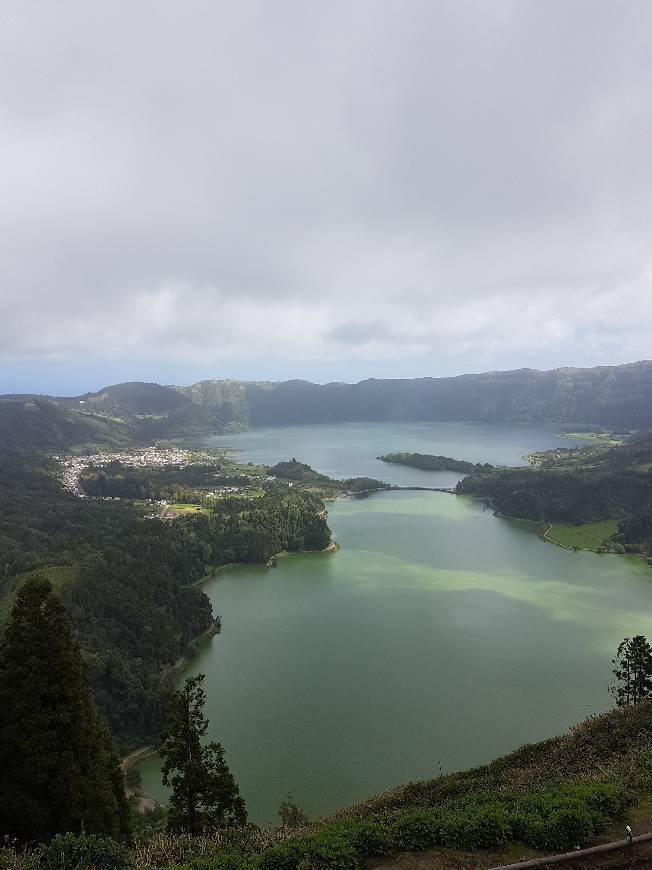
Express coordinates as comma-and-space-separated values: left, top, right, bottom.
0, 454, 332, 750
0, 398, 131, 451
60, 381, 232, 442
175, 379, 250, 430
0, 382, 246, 451
244, 361, 652, 427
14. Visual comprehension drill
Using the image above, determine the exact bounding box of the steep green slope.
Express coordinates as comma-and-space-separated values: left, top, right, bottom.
175, 379, 250, 431
59, 381, 220, 442
59, 381, 189, 418
126, 704, 652, 868
0, 398, 131, 452
0, 383, 233, 451
59, 380, 247, 443
244, 361, 652, 428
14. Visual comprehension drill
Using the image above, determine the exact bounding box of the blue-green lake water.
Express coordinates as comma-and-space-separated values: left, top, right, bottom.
208, 420, 580, 487
138, 423, 652, 823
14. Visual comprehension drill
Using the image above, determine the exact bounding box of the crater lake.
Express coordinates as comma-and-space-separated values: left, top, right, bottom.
138, 423, 652, 822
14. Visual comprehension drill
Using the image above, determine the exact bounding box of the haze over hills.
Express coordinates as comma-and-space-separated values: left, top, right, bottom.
243, 360, 652, 428
1, 360, 652, 452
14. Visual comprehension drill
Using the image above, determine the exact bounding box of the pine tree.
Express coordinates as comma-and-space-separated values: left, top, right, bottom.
161, 673, 246, 833
610, 635, 652, 707
0, 576, 131, 842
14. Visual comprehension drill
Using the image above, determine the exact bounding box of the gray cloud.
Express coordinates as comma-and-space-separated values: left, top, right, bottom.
1, 0, 651, 388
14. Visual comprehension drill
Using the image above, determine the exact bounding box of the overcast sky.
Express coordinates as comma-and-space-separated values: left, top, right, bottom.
1, 0, 651, 394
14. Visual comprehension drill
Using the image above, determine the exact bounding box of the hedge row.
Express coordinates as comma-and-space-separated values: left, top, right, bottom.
0, 780, 631, 870
255, 781, 629, 870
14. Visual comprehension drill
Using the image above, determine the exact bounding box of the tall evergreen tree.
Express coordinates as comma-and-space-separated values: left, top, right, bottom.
0, 576, 130, 842
610, 635, 652, 707
161, 673, 246, 833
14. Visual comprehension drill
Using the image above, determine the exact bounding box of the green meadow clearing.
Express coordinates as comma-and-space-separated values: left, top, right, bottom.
546, 519, 619, 551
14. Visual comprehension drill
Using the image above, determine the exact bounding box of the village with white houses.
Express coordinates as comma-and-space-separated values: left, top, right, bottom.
55, 446, 276, 513
57, 447, 207, 497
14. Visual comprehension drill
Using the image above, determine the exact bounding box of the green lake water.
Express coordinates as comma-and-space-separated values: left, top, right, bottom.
138, 423, 652, 823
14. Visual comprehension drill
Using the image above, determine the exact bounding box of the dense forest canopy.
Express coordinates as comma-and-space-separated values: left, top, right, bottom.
79, 460, 251, 501
0, 398, 132, 452
0, 453, 332, 750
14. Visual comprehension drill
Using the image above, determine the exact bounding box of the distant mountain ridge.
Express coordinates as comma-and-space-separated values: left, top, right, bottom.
2, 361, 652, 451
242, 361, 652, 428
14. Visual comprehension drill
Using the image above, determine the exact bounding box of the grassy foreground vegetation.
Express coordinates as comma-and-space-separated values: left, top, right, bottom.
3, 701, 652, 868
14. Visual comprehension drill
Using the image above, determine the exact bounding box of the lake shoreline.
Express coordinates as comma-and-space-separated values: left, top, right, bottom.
467, 494, 652, 567
122, 538, 340, 769
121, 619, 220, 767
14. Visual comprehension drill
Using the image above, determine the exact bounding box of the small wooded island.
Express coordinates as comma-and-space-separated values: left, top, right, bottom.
379, 452, 494, 474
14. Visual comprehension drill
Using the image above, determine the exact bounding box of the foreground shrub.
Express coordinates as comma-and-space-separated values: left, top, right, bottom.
8, 778, 629, 870
577, 781, 630, 819
0, 849, 40, 870
304, 831, 358, 870
509, 811, 545, 850
531, 801, 594, 852
458, 806, 510, 850
132, 830, 270, 869
39, 833, 130, 870
258, 839, 307, 870
158, 855, 256, 870
390, 810, 442, 851
345, 820, 389, 857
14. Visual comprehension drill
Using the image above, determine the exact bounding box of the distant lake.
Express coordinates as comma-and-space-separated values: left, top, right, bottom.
138, 424, 652, 823
207, 421, 580, 487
